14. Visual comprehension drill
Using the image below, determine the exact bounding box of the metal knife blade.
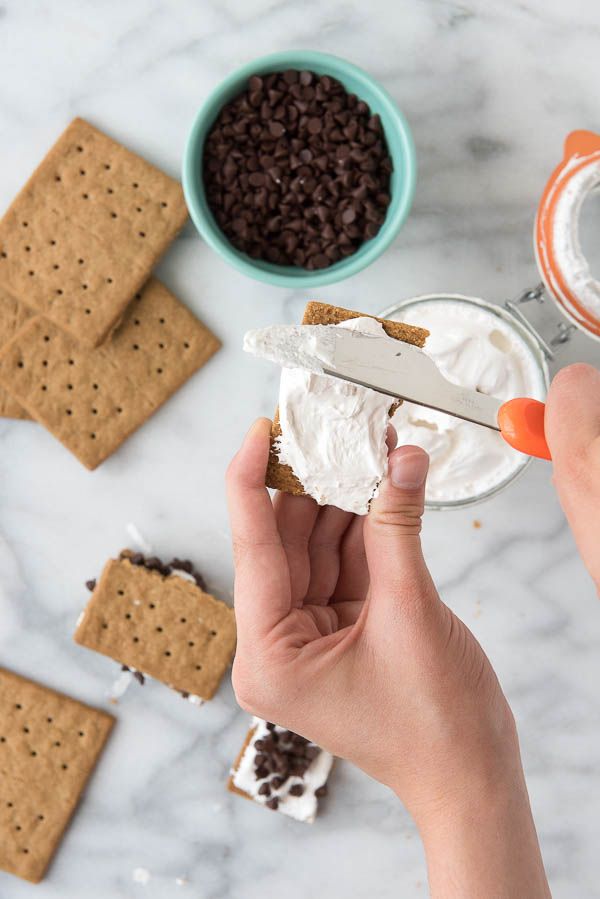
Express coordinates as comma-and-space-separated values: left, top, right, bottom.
243, 323, 503, 431
316, 326, 502, 431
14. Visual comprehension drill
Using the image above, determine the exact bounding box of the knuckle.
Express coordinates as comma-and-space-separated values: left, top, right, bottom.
368, 505, 423, 535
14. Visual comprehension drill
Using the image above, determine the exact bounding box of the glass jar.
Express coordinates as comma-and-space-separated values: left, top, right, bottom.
379, 293, 551, 511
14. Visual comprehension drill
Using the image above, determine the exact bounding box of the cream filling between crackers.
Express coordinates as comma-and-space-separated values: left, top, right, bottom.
232, 718, 333, 823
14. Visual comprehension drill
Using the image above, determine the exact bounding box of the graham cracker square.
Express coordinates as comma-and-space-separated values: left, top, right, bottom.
0, 277, 221, 469
0, 118, 188, 347
266, 301, 430, 494
74, 555, 236, 700
0, 284, 32, 419
0, 667, 114, 883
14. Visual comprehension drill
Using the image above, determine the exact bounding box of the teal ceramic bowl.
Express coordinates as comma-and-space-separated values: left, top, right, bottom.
182, 50, 416, 288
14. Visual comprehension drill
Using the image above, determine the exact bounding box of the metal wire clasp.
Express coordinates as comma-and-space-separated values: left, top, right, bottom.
504, 283, 576, 361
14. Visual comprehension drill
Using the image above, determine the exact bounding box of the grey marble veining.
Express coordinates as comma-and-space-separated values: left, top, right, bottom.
1, 1, 600, 896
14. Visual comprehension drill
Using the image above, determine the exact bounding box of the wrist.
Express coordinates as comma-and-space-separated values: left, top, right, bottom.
411, 748, 550, 898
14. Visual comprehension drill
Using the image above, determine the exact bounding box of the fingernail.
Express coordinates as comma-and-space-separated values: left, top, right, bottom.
390, 450, 429, 490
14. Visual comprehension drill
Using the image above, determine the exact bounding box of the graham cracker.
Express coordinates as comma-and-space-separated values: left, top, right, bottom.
0, 667, 114, 883
266, 301, 430, 495
74, 556, 236, 700
0, 285, 32, 419
0, 117, 188, 347
227, 723, 258, 801
0, 277, 221, 469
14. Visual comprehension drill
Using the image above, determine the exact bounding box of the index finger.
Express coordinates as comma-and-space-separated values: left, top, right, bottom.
226, 418, 291, 636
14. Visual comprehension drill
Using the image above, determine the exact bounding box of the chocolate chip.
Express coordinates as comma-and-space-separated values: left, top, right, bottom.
289, 784, 305, 796
258, 782, 271, 796
130, 553, 144, 566
270, 775, 284, 789
315, 785, 328, 798
85, 579, 96, 591
268, 120, 285, 138
133, 670, 145, 685
266, 797, 279, 810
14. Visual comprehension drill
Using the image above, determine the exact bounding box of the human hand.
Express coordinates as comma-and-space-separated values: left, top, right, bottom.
546, 363, 600, 595
227, 418, 550, 897
227, 419, 515, 821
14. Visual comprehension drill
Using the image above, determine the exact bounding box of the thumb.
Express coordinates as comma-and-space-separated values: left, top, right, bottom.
364, 445, 436, 611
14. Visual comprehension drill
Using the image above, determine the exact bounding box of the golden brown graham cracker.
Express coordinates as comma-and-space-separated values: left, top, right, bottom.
0, 118, 188, 348
0, 277, 221, 469
266, 301, 430, 495
0, 285, 32, 419
227, 723, 258, 802
74, 556, 236, 700
0, 667, 114, 883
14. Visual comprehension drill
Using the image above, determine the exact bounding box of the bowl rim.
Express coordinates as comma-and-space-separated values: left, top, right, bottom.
182, 49, 416, 288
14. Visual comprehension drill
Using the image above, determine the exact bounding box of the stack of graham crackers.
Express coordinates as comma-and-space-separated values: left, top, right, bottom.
0, 118, 220, 469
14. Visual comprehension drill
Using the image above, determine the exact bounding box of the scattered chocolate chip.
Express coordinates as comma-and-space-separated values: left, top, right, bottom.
202, 69, 392, 271
85, 579, 96, 591
266, 797, 279, 810
133, 670, 145, 686
258, 782, 271, 796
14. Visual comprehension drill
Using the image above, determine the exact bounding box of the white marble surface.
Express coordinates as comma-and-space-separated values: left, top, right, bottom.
1, 0, 599, 896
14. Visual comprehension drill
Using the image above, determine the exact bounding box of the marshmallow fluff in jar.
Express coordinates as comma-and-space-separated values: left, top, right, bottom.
380, 295, 549, 510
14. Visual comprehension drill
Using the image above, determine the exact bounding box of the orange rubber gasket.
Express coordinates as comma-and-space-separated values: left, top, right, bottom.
535, 130, 600, 338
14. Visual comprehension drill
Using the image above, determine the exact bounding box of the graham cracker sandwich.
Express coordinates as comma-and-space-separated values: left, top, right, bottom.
74, 550, 236, 702
228, 718, 334, 823
266, 301, 429, 498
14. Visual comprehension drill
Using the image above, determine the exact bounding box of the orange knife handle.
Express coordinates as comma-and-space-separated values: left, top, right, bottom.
498, 398, 552, 461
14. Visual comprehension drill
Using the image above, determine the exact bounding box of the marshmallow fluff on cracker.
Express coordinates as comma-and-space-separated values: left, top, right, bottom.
228, 718, 334, 823
244, 302, 428, 515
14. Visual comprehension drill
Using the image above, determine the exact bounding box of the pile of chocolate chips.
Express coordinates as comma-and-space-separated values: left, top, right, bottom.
253, 722, 327, 811
85, 551, 207, 593
203, 69, 392, 270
